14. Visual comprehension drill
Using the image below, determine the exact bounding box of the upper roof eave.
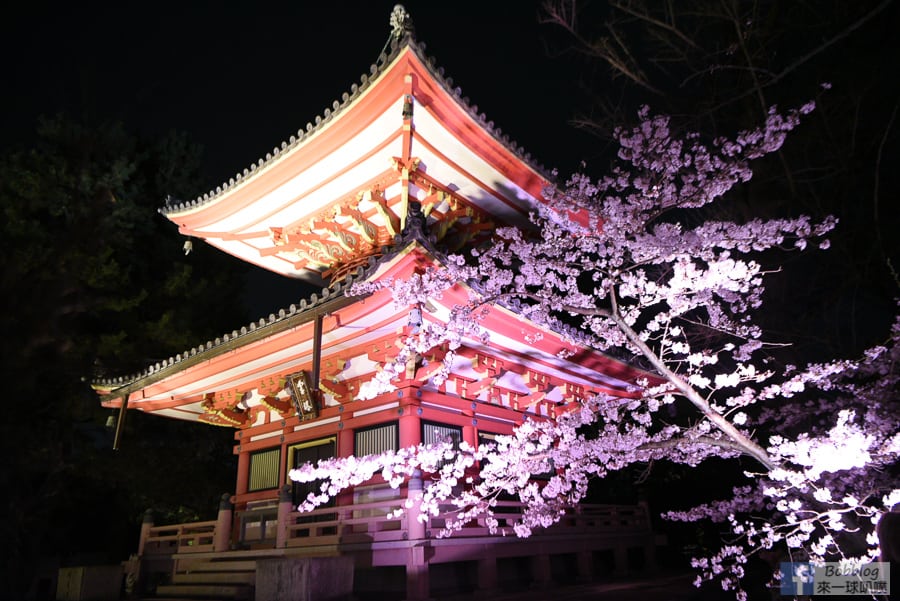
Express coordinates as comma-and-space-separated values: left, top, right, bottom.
160, 28, 553, 220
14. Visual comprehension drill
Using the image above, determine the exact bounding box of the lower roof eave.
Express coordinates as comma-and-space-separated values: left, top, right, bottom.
95, 291, 364, 406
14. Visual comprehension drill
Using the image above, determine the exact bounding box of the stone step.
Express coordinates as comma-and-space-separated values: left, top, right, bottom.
137, 598, 234, 601
176, 559, 258, 572
154, 583, 252, 600
152, 596, 245, 601
173, 571, 255, 585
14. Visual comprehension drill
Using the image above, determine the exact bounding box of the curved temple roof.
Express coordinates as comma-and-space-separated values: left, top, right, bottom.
94, 233, 653, 427
94, 7, 649, 430
162, 5, 556, 283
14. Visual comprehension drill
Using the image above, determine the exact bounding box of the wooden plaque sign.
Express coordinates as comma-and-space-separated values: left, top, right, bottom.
288, 371, 318, 421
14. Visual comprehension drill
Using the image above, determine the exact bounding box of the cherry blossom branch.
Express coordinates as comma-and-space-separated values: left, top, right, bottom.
291, 105, 900, 597
607, 282, 776, 469
638, 435, 760, 458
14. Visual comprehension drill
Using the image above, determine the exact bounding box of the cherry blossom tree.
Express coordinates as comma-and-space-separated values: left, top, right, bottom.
291, 102, 899, 597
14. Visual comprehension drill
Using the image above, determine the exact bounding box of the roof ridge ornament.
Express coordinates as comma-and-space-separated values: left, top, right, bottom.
390, 4, 414, 40
399, 200, 432, 245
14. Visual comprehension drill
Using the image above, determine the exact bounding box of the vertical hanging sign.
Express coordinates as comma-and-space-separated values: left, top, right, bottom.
288, 371, 318, 421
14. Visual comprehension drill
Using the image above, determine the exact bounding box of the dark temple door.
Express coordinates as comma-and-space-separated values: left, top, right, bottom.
291, 439, 336, 532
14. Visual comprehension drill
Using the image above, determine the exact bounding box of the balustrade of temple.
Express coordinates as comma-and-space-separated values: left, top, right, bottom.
132, 478, 661, 600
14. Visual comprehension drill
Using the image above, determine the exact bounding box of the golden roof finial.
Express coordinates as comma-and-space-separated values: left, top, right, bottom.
390, 4, 414, 39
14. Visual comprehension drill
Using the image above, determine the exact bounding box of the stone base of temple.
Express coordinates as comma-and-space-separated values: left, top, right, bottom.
130, 502, 662, 601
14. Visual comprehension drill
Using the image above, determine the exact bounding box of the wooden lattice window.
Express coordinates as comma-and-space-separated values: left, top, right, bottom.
422, 421, 462, 449
423, 421, 462, 468
248, 448, 281, 492
355, 422, 398, 457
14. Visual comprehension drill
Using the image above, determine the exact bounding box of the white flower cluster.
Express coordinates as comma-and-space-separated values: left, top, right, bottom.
301, 104, 897, 598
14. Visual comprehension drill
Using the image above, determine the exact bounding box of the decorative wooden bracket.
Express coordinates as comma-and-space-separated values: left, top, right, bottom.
257, 376, 285, 397
199, 391, 253, 427
391, 156, 421, 173
338, 205, 379, 244
518, 390, 548, 409
414, 361, 445, 382
216, 407, 251, 427
470, 353, 503, 378
320, 379, 352, 402
525, 370, 552, 392
367, 336, 402, 363
563, 382, 586, 403
260, 395, 294, 417
465, 377, 496, 398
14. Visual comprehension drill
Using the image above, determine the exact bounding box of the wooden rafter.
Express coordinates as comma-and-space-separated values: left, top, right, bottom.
338, 205, 379, 244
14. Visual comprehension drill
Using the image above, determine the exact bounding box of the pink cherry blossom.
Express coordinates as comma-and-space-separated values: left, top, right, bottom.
291, 105, 898, 597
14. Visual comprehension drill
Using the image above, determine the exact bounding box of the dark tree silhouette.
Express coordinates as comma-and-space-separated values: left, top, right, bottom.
0, 117, 248, 597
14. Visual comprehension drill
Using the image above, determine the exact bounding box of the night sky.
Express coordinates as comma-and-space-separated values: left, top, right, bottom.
3, 1, 603, 314
3, 2, 897, 326
3, 2, 898, 331
2, 2, 595, 179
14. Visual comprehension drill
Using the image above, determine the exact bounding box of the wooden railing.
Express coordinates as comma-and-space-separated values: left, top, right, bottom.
427, 501, 650, 538
283, 499, 408, 547
140, 500, 650, 556
561, 503, 650, 530
142, 520, 216, 554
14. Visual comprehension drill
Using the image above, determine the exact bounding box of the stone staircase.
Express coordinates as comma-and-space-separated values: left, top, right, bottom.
153, 556, 257, 600
144, 547, 346, 600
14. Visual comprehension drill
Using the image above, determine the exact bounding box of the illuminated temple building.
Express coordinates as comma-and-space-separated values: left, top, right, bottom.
94, 7, 661, 599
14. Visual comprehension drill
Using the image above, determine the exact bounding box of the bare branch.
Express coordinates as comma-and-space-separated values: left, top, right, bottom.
711, 0, 894, 112
542, 0, 664, 94
610, 0, 701, 50
873, 101, 899, 282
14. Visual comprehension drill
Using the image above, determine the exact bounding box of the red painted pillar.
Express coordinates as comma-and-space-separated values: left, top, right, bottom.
531, 554, 552, 589
213, 493, 233, 552
338, 427, 355, 458
137, 509, 154, 556
405, 471, 430, 600
399, 406, 421, 448
477, 553, 498, 595
638, 497, 658, 573
235, 449, 250, 496
613, 545, 628, 576
336, 427, 356, 509
462, 406, 477, 448
406, 471, 427, 541
276, 485, 292, 549
576, 551, 593, 583
406, 551, 430, 601
463, 410, 479, 485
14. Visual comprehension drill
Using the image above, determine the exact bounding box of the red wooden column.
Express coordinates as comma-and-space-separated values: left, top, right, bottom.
399, 396, 429, 599
137, 509, 154, 556
213, 493, 233, 552
576, 551, 593, 583
336, 426, 356, 510
638, 499, 658, 573
235, 448, 250, 496
462, 405, 477, 449
477, 552, 498, 595
531, 554, 552, 589
613, 545, 629, 576
338, 426, 355, 458
405, 471, 430, 601
276, 485, 292, 549
399, 403, 422, 448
